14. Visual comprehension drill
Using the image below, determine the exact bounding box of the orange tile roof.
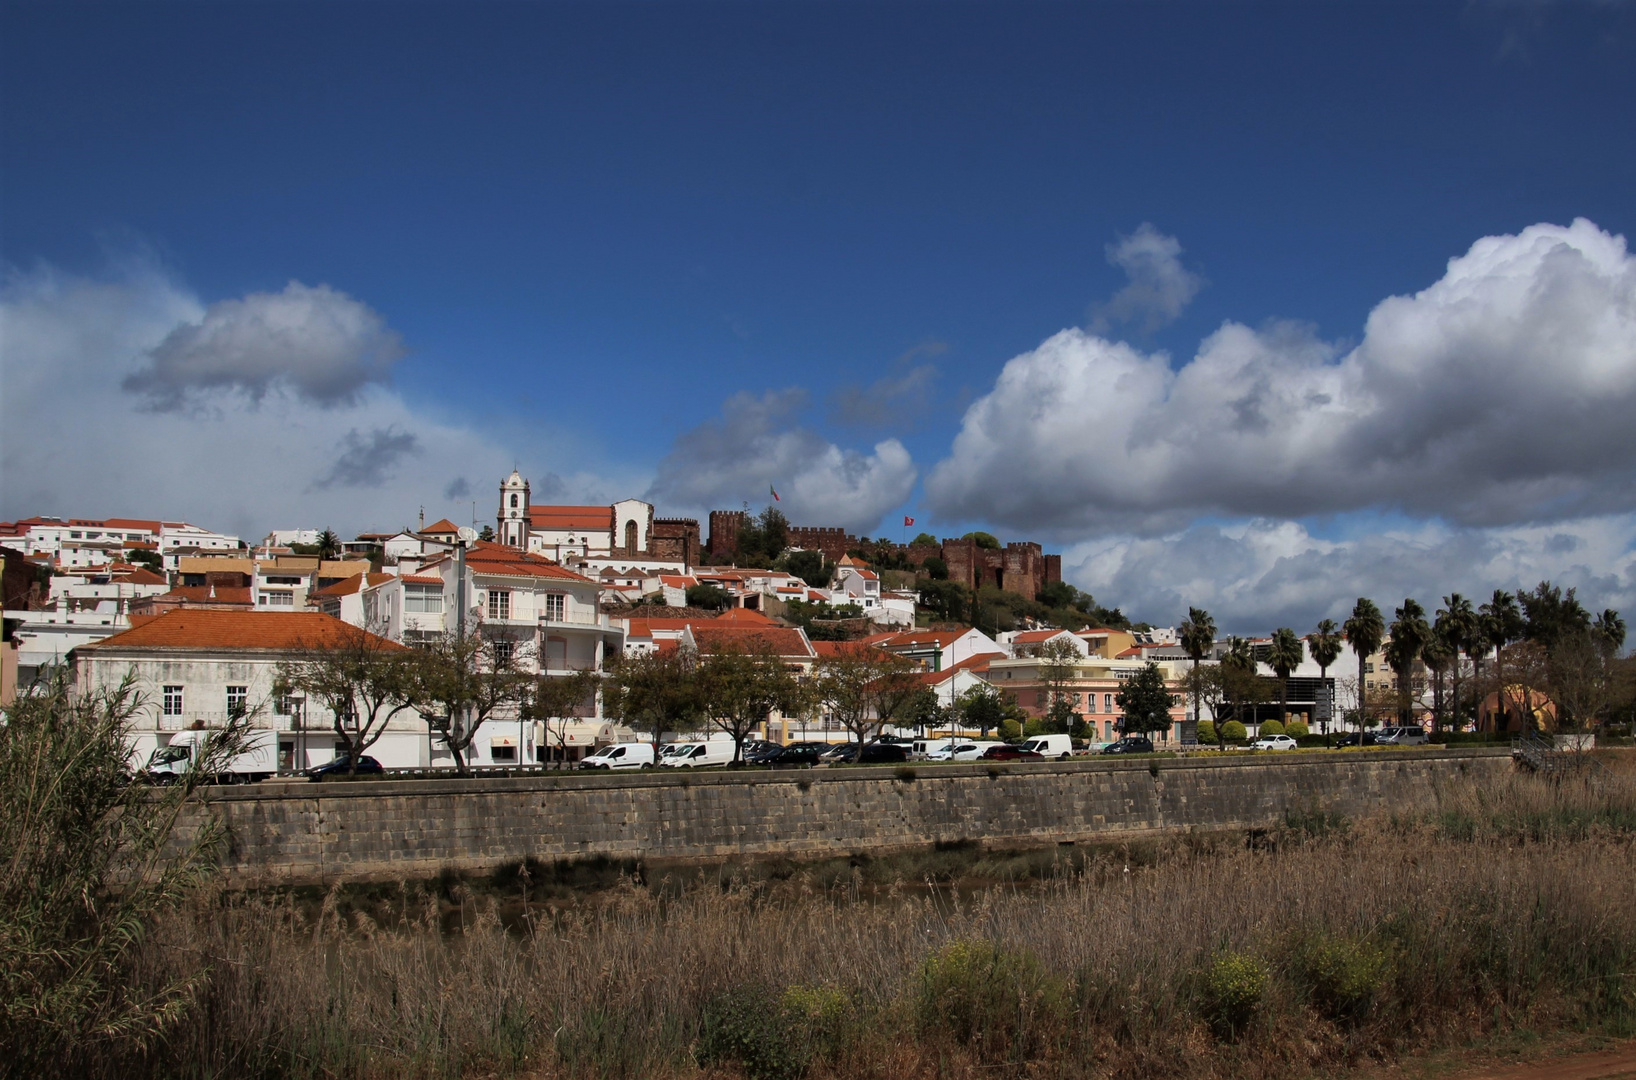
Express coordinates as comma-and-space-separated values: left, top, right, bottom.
115, 568, 169, 585
881, 629, 969, 648
1117, 647, 1143, 657
461, 542, 595, 582
400, 574, 443, 585
422, 518, 461, 534
688, 624, 815, 658
315, 572, 395, 597
713, 607, 776, 625
80, 610, 402, 652
527, 505, 613, 531
659, 575, 697, 587
152, 586, 254, 606
1012, 629, 1072, 643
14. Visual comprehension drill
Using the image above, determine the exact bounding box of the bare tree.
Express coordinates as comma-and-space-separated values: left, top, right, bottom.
810, 641, 918, 747
696, 643, 809, 763
278, 623, 415, 774
526, 669, 605, 765
405, 630, 535, 773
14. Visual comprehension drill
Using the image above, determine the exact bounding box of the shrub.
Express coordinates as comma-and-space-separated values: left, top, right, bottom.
917, 939, 1068, 1060
1200, 950, 1267, 1038
1284, 718, 1309, 738
1219, 720, 1247, 742
999, 718, 1023, 741
1259, 719, 1286, 737
696, 984, 805, 1080
1292, 932, 1393, 1022
1197, 720, 1217, 744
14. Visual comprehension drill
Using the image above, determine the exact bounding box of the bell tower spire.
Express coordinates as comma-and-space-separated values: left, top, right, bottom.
498, 469, 530, 548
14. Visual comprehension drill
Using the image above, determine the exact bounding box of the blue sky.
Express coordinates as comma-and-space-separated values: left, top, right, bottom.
3, 1, 1635, 631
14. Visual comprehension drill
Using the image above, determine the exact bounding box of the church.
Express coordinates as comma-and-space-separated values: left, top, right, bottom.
496, 471, 700, 569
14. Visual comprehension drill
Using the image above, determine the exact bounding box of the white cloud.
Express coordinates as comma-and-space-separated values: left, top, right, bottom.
928, 219, 1636, 536
646, 389, 917, 534
0, 260, 620, 541
1089, 222, 1204, 334
123, 281, 405, 409
1064, 514, 1636, 633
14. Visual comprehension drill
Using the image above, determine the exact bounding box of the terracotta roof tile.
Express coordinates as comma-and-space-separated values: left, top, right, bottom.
713, 608, 777, 625
527, 505, 613, 531
423, 518, 461, 534
79, 610, 402, 651
688, 624, 815, 659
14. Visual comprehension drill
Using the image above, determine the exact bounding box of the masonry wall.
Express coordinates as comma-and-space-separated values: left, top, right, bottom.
187, 749, 1510, 886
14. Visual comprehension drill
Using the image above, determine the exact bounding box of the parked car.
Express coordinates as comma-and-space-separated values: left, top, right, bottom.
1376, 726, 1429, 745
981, 744, 1044, 761
911, 738, 955, 761
820, 743, 860, 763
146, 728, 278, 784
1336, 731, 1381, 747
1020, 734, 1073, 760
1250, 734, 1298, 751
306, 755, 384, 781
859, 741, 909, 763
1100, 736, 1155, 755
949, 741, 1003, 761
759, 742, 826, 767
579, 743, 656, 770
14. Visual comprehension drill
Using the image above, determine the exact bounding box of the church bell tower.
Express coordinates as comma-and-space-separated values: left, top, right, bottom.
498, 470, 530, 548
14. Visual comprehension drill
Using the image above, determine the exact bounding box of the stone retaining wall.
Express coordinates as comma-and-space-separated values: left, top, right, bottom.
190, 749, 1513, 886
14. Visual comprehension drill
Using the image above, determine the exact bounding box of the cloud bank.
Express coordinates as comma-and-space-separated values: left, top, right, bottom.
646, 389, 917, 534
929, 218, 1636, 537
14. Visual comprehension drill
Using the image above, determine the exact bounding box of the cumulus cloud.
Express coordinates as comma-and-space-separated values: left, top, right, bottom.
928, 219, 1636, 536
646, 389, 917, 534
0, 260, 620, 539
1089, 223, 1204, 334
123, 280, 405, 409
1064, 514, 1636, 633
828, 343, 944, 428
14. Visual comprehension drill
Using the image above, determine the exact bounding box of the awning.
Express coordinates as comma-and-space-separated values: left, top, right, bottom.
490, 735, 517, 747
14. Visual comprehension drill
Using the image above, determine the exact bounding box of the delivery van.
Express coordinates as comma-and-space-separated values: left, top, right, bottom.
659, 739, 736, 768
1020, 733, 1073, 760
579, 742, 656, 770
144, 728, 278, 784
911, 738, 956, 761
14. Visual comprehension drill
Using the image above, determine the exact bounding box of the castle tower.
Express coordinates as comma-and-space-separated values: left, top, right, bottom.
498, 470, 530, 548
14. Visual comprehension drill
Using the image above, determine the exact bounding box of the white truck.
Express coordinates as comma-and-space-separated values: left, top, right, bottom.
659, 739, 736, 768
1020, 733, 1074, 760
144, 728, 278, 784
911, 738, 956, 761
579, 742, 656, 770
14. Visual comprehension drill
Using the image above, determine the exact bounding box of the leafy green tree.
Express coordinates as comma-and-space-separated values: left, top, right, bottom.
961, 531, 1001, 550
1179, 607, 1216, 732
1197, 719, 1217, 744
910, 532, 939, 547
921, 556, 949, 580
1435, 594, 1478, 731
780, 548, 828, 588
1344, 599, 1385, 728
917, 579, 968, 623
1268, 627, 1304, 726
999, 717, 1023, 741
686, 583, 733, 612
1421, 625, 1457, 733
316, 527, 342, 560
0, 671, 253, 1073
1480, 590, 1524, 732
1595, 609, 1627, 655
1219, 719, 1247, 743
125, 548, 163, 573
527, 669, 605, 763
1031, 638, 1083, 734
278, 623, 416, 773
604, 648, 704, 754
697, 643, 809, 763
1306, 619, 1343, 739
1519, 580, 1592, 655
734, 506, 791, 566
477, 524, 495, 543
956, 682, 1006, 737
1115, 662, 1176, 739
811, 642, 918, 746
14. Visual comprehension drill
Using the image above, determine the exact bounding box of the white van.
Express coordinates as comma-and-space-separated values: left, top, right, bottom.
949, 740, 1003, 761
579, 742, 656, 770
144, 728, 278, 784
1020, 733, 1074, 760
659, 740, 736, 768
911, 738, 956, 761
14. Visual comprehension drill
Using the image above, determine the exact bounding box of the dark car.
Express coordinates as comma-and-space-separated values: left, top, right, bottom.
1336, 731, 1380, 747
858, 741, 909, 764
1100, 736, 1155, 755
760, 742, 827, 767
306, 755, 384, 781
745, 743, 788, 765
980, 744, 1044, 761
820, 743, 860, 763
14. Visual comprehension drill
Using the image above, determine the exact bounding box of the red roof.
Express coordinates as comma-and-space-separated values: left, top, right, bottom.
459, 542, 594, 582
150, 586, 254, 606
315, 572, 395, 597
659, 575, 697, 588
1012, 629, 1072, 644
527, 505, 612, 531
422, 518, 461, 534
1117, 646, 1143, 658
115, 568, 169, 585
688, 624, 815, 659
79, 610, 402, 652
880, 629, 969, 649
400, 574, 443, 585
714, 607, 777, 625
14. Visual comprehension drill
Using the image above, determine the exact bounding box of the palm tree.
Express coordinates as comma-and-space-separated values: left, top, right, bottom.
1306, 619, 1343, 741
1420, 627, 1456, 733
1344, 598, 1385, 731
1479, 590, 1522, 732
1435, 594, 1477, 732
1385, 599, 1430, 726
1223, 636, 1256, 729
316, 528, 342, 561
1268, 627, 1304, 727
1178, 607, 1216, 732
1595, 609, 1626, 657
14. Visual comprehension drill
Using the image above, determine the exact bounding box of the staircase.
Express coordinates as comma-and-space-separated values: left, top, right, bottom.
1511, 734, 1605, 777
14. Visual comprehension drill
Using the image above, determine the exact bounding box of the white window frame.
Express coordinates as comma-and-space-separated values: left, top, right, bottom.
163, 685, 184, 716
543, 592, 565, 622
488, 589, 511, 620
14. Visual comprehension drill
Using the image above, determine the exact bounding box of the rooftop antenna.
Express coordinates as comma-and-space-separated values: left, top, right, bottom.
418, 506, 425, 530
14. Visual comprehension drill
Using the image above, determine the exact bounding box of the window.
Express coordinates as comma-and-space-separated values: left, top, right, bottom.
262, 591, 294, 607
1364, 662, 1374, 673
226, 685, 248, 718
70, 531, 82, 539
1104, 693, 1114, 713
544, 593, 565, 621
275, 692, 299, 717
491, 743, 517, 762
163, 685, 183, 716
405, 584, 443, 613
510, 494, 519, 508
492, 640, 515, 666
488, 590, 510, 620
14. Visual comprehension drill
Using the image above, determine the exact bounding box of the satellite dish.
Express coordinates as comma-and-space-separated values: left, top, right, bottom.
457, 526, 478, 546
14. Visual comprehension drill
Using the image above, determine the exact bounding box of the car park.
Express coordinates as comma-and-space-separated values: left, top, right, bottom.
759, 742, 826, 767
1100, 736, 1155, 755
820, 743, 859, 763
980, 744, 1044, 761
911, 738, 955, 761
1250, 734, 1298, 751
306, 755, 384, 781
660, 740, 736, 768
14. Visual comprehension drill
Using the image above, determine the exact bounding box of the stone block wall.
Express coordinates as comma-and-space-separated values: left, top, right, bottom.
190, 750, 1511, 887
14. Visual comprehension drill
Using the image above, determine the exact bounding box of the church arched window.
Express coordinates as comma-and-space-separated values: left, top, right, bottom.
510, 494, 519, 508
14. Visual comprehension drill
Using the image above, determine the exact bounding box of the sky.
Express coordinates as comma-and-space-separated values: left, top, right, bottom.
3, 0, 1635, 633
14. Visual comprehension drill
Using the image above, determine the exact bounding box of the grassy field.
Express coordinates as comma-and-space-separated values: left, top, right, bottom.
79, 768, 1636, 1079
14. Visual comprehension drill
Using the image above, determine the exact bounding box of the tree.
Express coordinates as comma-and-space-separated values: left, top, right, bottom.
1344, 599, 1385, 729
316, 527, 341, 560
125, 548, 163, 573
1267, 627, 1304, 726
526, 669, 605, 763
910, 532, 939, 547
405, 631, 535, 773
278, 623, 416, 773
604, 648, 704, 753
1195, 665, 1237, 749
1595, 609, 1627, 656
734, 506, 791, 566
1032, 638, 1083, 734
1306, 619, 1343, 740
477, 524, 495, 543
1385, 599, 1430, 725
917, 579, 968, 623
686, 583, 733, 612
1480, 590, 1524, 733
781, 549, 828, 588
956, 682, 1006, 737
0, 671, 254, 1074
900, 687, 944, 737
697, 643, 808, 763
1519, 580, 1592, 655
1179, 607, 1217, 733
810, 642, 918, 747
1115, 662, 1177, 739
1420, 627, 1456, 733
921, 556, 949, 580
961, 531, 1000, 550
1435, 594, 1478, 731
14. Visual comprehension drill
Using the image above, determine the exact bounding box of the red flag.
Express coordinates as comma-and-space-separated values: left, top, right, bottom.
769, 485, 780, 502
903, 516, 915, 527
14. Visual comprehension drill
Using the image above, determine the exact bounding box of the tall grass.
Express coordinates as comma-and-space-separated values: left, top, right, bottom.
81, 771, 1636, 1079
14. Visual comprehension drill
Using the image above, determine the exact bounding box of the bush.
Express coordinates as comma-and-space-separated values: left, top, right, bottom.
999, 718, 1023, 741
917, 939, 1068, 1060
1197, 720, 1217, 744
1219, 720, 1247, 742
1200, 950, 1267, 1038
696, 984, 806, 1080
1258, 719, 1286, 737
1284, 718, 1309, 738
1292, 932, 1393, 1022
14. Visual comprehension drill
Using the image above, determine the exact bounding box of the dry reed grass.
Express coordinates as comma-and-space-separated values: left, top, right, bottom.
82, 770, 1636, 1080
